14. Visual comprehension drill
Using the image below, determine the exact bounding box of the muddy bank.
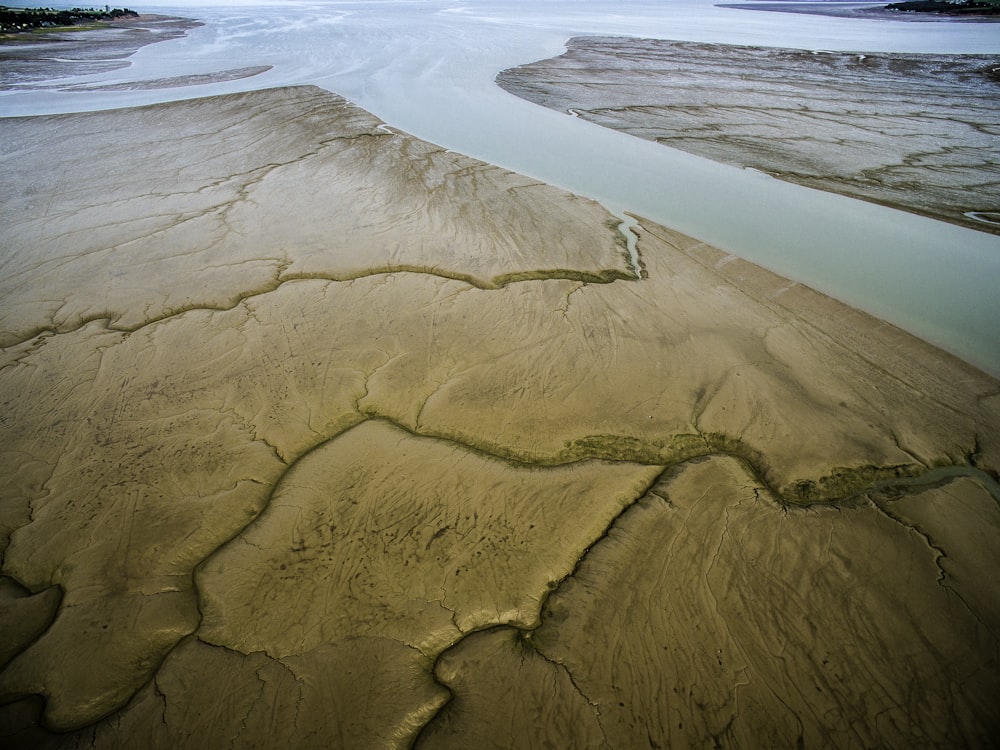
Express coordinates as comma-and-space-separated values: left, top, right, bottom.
497, 36, 1000, 234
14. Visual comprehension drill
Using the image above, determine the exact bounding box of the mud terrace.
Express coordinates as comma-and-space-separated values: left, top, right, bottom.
497, 37, 1000, 233
1, 86, 999, 747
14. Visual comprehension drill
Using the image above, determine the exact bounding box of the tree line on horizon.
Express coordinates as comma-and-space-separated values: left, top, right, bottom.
886, 0, 1000, 13
0, 6, 138, 32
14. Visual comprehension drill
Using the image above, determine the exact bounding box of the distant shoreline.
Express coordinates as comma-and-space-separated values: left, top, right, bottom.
718, 0, 1000, 22
0, 12, 202, 90
0, 10, 272, 93
886, 0, 1000, 15
1, 6, 140, 35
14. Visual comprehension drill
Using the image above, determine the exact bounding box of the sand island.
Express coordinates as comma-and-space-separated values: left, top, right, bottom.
1, 15, 999, 750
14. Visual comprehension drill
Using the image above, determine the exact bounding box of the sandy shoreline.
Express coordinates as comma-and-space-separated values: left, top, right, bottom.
1, 81, 998, 747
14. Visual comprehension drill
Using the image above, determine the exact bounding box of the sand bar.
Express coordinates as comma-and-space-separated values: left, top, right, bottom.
497, 36, 1000, 234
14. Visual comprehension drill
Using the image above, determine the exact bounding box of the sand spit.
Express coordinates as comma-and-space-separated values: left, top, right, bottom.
0, 85, 998, 747
55, 65, 274, 92
497, 37, 1000, 234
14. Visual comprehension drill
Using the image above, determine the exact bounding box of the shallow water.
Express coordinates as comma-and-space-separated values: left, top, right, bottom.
3, 0, 1000, 374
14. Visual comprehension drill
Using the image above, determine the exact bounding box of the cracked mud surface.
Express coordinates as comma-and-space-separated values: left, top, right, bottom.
497, 37, 1000, 234
1, 85, 999, 747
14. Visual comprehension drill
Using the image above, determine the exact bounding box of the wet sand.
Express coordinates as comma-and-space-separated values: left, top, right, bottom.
0, 82, 998, 747
497, 37, 1000, 234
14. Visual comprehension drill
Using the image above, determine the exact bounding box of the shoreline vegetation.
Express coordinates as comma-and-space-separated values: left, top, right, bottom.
0, 6, 138, 34
886, 0, 1000, 14
0, 8, 203, 90
0, 0, 996, 36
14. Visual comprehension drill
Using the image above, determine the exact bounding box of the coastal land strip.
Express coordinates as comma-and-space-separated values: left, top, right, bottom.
497, 36, 1000, 234
0, 10, 271, 93
0, 13, 203, 90
720, 1, 1000, 22
1, 43, 999, 750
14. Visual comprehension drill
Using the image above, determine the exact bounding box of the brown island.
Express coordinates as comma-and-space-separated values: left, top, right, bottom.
1, 30, 999, 750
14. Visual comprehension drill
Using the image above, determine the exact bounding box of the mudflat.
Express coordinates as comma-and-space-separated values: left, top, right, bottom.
497, 36, 1000, 234
1, 84, 998, 748
0, 14, 202, 90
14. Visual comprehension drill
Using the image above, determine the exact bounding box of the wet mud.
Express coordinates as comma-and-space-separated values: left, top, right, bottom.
0, 80, 998, 748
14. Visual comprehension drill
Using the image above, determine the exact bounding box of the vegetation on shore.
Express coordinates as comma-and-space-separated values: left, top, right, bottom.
0, 5, 138, 33
885, 0, 1000, 15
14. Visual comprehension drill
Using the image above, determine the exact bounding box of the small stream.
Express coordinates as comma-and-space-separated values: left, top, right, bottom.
875, 464, 1000, 504
615, 212, 643, 279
